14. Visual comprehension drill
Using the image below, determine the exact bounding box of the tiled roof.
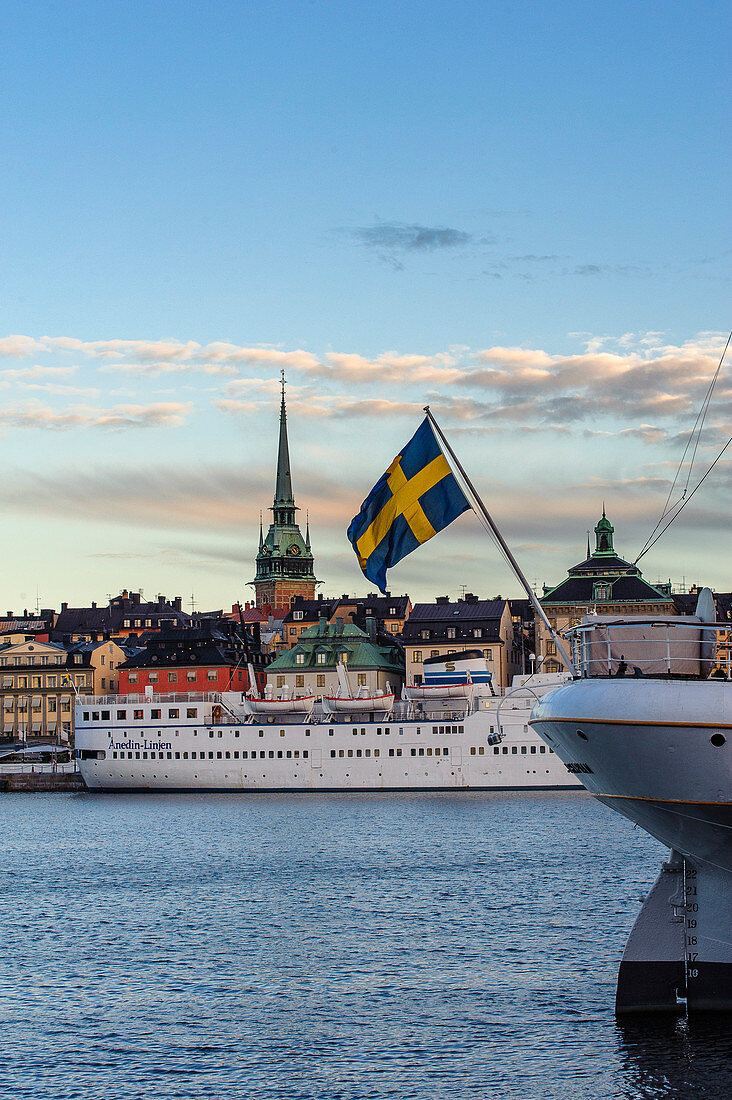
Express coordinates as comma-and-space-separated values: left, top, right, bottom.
542, 575, 674, 603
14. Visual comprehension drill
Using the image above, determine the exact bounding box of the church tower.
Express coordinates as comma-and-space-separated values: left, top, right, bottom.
252, 373, 317, 610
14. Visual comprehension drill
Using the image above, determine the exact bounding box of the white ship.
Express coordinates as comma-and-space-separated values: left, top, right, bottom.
531, 590, 732, 1015
75, 654, 582, 793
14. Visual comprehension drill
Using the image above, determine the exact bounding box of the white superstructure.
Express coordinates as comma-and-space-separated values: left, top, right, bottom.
75, 665, 581, 792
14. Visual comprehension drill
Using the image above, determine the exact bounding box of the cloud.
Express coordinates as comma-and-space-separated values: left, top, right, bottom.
0, 401, 192, 432
352, 223, 473, 253
0, 336, 47, 358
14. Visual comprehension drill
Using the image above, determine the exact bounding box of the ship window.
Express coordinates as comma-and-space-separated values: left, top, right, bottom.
374, 749, 379, 757
268, 750, 274, 758
209, 751, 214, 759
101, 710, 110, 720
540, 746, 546, 753
502, 747, 508, 754
348, 749, 353, 758
356, 749, 362, 757
166, 752, 172, 759
175, 752, 180, 760
117, 710, 126, 719
183, 752, 188, 759
419, 747, 424, 756
396, 748, 402, 757
389, 748, 395, 756
151, 709, 161, 719
186, 708, 197, 718
225, 751, 230, 759
339, 750, 344, 757
168, 708, 179, 718
479, 747, 484, 755
234, 751, 239, 759
530, 746, 536, 754
330, 750, 336, 758
427, 748, 432, 756
191, 752, 196, 759
134, 710, 143, 720
128, 752, 133, 759
209, 731, 214, 738
305, 729, 310, 737
83, 712, 90, 721
494, 747, 500, 755
259, 730, 264, 737
277, 751, 283, 759
112, 751, 117, 759
294, 751, 299, 758
470, 747, 476, 755
410, 748, 416, 756
303, 751, 308, 759
234, 730, 240, 737
217, 731, 222, 738
511, 746, 517, 754
443, 748, 449, 755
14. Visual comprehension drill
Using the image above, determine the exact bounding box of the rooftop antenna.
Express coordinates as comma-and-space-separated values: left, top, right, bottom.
35, 586, 40, 616
190, 593, 196, 613
458, 584, 467, 599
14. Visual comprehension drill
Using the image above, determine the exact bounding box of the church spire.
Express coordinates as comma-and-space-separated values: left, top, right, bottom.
274, 370, 294, 507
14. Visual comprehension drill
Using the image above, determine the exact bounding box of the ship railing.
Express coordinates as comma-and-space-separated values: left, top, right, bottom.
76, 691, 227, 706
564, 618, 732, 680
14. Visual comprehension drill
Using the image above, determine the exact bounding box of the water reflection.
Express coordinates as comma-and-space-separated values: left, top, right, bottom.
617, 1015, 732, 1099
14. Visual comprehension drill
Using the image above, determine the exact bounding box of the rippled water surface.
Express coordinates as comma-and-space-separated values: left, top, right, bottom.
0, 790, 730, 1099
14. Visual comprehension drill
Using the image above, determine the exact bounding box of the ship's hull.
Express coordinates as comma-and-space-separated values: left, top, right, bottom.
75, 689, 582, 794
531, 677, 732, 1014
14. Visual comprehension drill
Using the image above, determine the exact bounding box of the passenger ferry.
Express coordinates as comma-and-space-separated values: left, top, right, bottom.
75, 655, 581, 792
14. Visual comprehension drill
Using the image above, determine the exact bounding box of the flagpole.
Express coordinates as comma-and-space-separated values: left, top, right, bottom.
424, 407, 577, 675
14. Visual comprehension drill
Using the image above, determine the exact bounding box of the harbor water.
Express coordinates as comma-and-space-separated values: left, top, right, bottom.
0, 791, 730, 1099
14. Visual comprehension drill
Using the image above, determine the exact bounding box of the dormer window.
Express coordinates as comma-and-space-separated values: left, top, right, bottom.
316, 653, 327, 664
447, 627, 456, 639
594, 583, 611, 601
293, 611, 304, 621
295, 653, 305, 664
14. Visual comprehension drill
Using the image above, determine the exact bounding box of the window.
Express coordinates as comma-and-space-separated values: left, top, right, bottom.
151, 708, 161, 719
168, 708, 179, 718
207, 671, 217, 681
316, 674, 325, 688
134, 710, 143, 720
316, 653, 326, 664
47, 675, 56, 688
148, 671, 158, 682
357, 674, 367, 687
186, 708, 197, 718
295, 653, 305, 665
296, 675, 304, 688
483, 649, 492, 661
413, 650, 422, 663
168, 671, 177, 682
129, 673, 138, 683
421, 630, 429, 640
431, 650, 438, 658
186, 671, 196, 682
293, 611, 304, 621
473, 628, 482, 639
447, 627, 456, 639
277, 676, 285, 688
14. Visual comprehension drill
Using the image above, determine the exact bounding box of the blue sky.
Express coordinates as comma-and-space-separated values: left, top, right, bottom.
1, 0, 729, 612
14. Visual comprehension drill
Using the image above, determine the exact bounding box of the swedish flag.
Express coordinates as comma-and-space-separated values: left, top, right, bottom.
348, 417, 471, 593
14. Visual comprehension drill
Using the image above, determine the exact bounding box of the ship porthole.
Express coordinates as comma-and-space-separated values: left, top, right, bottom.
710, 733, 726, 747
576, 729, 588, 741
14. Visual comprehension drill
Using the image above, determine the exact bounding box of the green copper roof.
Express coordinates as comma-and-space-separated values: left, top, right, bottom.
274, 371, 294, 506
267, 619, 404, 674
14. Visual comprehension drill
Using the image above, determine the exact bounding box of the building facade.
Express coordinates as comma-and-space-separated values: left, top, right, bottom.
537, 509, 676, 671
0, 638, 93, 742
252, 376, 317, 610
401, 596, 517, 689
265, 617, 404, 698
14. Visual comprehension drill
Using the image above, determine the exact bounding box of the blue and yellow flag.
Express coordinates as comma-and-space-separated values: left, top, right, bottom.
347, 417, 470, 593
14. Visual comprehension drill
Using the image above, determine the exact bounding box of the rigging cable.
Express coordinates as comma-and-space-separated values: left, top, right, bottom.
634, 331, 731, 564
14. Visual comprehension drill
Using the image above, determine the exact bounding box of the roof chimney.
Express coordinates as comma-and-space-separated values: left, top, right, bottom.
61, 602, 68, 612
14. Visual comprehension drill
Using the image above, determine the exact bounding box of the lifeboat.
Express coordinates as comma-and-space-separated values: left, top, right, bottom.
403, 682, 473, 701
243, 688, 315, 715
323, 692, 395, 713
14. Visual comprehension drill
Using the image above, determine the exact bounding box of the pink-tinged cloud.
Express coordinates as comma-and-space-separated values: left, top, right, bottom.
0, 401, 192, 431
0, 335, 47, 358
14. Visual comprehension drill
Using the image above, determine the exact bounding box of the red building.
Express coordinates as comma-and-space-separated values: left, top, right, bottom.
117, 621, 269, 696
